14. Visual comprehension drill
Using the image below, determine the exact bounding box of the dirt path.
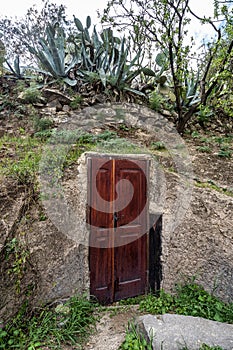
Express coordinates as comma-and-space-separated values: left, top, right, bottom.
83, 306, 142, 350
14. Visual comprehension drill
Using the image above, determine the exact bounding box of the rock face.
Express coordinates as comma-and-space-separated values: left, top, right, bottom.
162, 178, 233, 302
0, 103, 232, 321
139, 314, 233, 350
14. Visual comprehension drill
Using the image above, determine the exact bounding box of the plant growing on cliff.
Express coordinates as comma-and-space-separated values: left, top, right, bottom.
5, 237, 30, 294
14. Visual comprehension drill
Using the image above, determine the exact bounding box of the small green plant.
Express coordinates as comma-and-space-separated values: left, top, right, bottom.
217, 148, 232, 158
139, 290, 174, 315
16, 81, 42, 104
149, 91, 164, 112
119, 295, 146, 306
34, 117, 54, 132
174, 283, 233, 323
197, 105, 214, 125
95, 137, 147, 154
70, 95, 83, 109
197, 145, 211, 153
191, 131, 200, 138
195, 179, 233, 197
199, 345, 223, 350
150, 141, 166, 151
119, 323, 153, 350
5, 237, 30, 293
95, 130, 117, 141
118, 123, 130, 131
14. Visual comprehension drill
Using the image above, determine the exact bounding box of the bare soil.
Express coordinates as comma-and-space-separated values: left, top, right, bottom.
83, 306, 142, 350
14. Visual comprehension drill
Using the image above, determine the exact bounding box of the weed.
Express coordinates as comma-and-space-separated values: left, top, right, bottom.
0, 135, 43, 184
119, 323, 153, 350
139, 290, 174, 315
0, 295, 98, 349
34, 129, 53, 140
119, 295, 146, 306
197, 105, 213, 125
197, 145, 211, 153
150, 141, 166, 151
195, 179, 233, 197
95, 137, 148, 154
70, 95, 83, 109
94, 130, 117, 141
149, 91, 164, 112
16, 81, 42, 104
138, 283, 233, 324
199, 345, 223, 350
191, 131, 200, 138
5, 237, 30, 293
181, 345, 223, 350
34, 117, 54, 132
217, 148, 232, 158
118, 123, 130, 131
0, 97, 16, 112
200, 136, 211, 143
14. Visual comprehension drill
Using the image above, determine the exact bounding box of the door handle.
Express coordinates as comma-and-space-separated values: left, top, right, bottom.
114, 212, 118, 228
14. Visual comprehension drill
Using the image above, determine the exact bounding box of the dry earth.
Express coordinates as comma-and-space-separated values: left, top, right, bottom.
83, 306, 142, 350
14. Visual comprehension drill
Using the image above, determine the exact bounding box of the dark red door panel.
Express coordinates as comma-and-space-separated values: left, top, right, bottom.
88, 156, 149, 303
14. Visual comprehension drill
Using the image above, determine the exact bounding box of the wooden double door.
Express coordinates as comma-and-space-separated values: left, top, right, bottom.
87, 156, 149, 304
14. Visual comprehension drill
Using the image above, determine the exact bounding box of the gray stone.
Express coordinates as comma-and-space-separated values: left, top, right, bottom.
0, 128, 5, 137
139, 314, 233, 350
42, 88, 73, 104
46, 98, 63, 111
62, 104, 70, 112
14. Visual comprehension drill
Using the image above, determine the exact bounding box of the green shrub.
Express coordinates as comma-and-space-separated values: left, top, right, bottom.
139, 290, 174, 315
149, 91, 164, 112
34, 117, 54, 132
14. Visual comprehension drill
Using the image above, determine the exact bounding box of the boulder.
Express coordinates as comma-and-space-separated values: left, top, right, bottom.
139, 314, 233, 350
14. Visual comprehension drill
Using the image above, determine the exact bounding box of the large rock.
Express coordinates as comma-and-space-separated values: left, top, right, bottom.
139, 314, 233, 350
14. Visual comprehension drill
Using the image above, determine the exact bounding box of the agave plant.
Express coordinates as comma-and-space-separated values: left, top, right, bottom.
72, 16, 147, 98
5, 55, 25, 79
28, 24, 78, 86
181, 70, 201, 108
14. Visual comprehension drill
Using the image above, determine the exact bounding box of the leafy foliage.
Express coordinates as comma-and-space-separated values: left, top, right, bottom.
139, 283, 233, 324
119, 323, 153, 350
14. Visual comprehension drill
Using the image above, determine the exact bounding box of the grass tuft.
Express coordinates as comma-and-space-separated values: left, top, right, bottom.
0, 295, 98, 349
